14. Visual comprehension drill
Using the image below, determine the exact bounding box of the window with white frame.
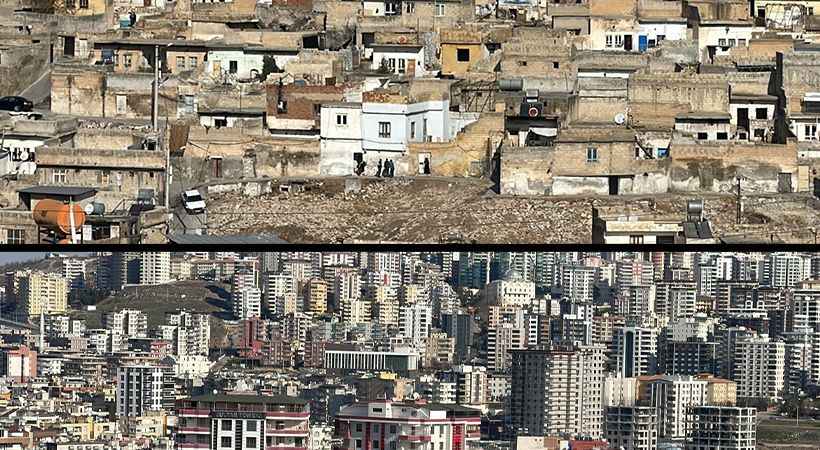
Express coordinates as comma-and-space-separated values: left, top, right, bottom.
405, 1, 414, 13
6, 229, 24, 244
53, 168, 68, 184
435, 0, 444, 16
397, 59, 406, 74
605, 34, 623, 48
336, 113, 348, 126
806, 124, 818, 141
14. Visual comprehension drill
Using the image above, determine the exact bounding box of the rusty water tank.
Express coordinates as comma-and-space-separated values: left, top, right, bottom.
32, 199, 86, 234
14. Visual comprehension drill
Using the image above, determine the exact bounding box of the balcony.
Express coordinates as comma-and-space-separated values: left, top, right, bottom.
178, 444, 209, 449
267, 429, 309, 436
265, 411, 310, 419
178, 409, 211, 417
178, 427, 210, 434
398, 435, 432, 442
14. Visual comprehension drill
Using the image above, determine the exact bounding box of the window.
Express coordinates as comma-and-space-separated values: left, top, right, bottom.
457, 48, 470, 62
65, 0, 75, 7
629, 235, 644, 244
738, 38, 746, 46
355, 424, 363, 433
372, 440, 379, 449
99, 170, 110, 184
810, 7, 815, 15
389, 425, 397, 434
116, 95, 127, 115
657, 34, 665, 42
728, 38, 736, 46
517, 60, 527, 66
6, 229, 24, 244
189, 56, 198, 68
222, 420, 232, 431
697, 132, 708, 140
755, 108, 767, 119
123, 54, 132, 68
718, 38, 727, 46
717, 132, 728, 140
277, 100, 287, 113
397, 58, 406, 74
405, 1, 414, 13
220, 437, 231, 448
79, 0, 88, 8
385, 1, 397, 14
586, 146, 598, 162
386, 57, 396, 73
553, 61, 559, 69
246, 437, 256, 448
435, 1, 444, 16
806, 124, 817, 140
246, 421, 257, 432
754, 128, 765, 139
176, 56, 186, 70
355, 440, 362, 449
378, 121, 391, 138
606, 34, 613, 48
52, 168, 68, 184
410, 121, 416, 140
336, 113, 348, 126
229, 60, 238, 74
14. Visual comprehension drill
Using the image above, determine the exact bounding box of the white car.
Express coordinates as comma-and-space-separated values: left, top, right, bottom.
182, 190, 206, 215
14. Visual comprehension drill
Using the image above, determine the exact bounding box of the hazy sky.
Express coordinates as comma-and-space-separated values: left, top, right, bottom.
0, 252, 88, 265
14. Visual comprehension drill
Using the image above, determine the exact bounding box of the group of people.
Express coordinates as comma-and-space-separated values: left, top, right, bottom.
354, 158, 396, 177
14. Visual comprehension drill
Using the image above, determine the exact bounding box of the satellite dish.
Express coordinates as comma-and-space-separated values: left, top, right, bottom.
84, 203, 94, 215
614, 113, 626, 125
19, 149, 29, 161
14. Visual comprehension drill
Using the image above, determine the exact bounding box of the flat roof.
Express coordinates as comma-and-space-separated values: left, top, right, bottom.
185, 394, 307, 405
17, 186, 97, 197
167, 233, 288, 244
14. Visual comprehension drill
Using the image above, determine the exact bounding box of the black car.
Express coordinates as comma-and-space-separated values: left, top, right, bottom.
0, 96, 33, 112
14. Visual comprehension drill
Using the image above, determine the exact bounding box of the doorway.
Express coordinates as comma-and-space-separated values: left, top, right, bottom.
624, 35, 633, 51
609, 176, 619, 195
418, 152, 432, 175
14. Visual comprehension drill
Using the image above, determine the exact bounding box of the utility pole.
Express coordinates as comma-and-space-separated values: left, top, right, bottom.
152, 44, 159, 132
736, 176, 742, 225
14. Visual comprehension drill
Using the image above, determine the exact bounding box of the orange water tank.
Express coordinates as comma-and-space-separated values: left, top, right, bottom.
32, 199, 86, 234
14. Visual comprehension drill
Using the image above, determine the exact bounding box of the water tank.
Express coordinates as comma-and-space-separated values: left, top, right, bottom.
498, 78, 523, 91
687, 199, 704, 222
33, 199, 86, 234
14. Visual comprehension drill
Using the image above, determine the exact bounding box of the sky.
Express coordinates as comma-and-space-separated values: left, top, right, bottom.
0, 252, 88, 265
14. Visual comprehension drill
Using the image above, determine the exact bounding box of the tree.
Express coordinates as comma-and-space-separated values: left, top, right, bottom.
259, 55, 279, 82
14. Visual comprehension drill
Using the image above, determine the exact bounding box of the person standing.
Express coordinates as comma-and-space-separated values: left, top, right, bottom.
376, 159, 383, 177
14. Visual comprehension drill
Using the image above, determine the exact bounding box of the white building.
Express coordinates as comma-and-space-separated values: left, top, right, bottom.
399, 302, 433, 353
233, 287, 262, 320
116, 364, 165, 417
370, 43, 429, 76
648, 375, 708, 439
140, 252, 171, 285
615, 326, 659, 378
62, 257, 88, 291
104, 309, 148, 338
733, 335, 785, 401
762, 252, 810, 288
603, 375, 638, 407
166, 311, 211, 358
485, 279, 536, 308
336, 401, 481, 450
319, 103, 363, 175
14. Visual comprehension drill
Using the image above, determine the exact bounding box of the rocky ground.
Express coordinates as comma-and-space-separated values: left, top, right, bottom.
205, 177, 820, 243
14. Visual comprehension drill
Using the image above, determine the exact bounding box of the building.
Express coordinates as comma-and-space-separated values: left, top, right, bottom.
647, 375, 708, 439
334, 401, 481, 450
605, 406, 658, 450
615, 326, 659, 378
733, 336, 786, 401
233, 287, 263, 320
140, 252, 171, 285
104, 309, 149, 338
165, 311, 211, 357
0, 346, 37, 382
509, 345, 605, 439
19, 271, 69, 317
176, 394, 310, 450
116, 364, 166, 418
685, 406, 756, 450
324, 349, 419, 374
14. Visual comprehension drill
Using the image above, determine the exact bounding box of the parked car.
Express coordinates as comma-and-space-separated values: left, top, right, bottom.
0, 96, 33, 112
182, 190, 206, 215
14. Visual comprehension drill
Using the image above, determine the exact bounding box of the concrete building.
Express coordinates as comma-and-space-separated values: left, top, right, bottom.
104, 309, 149, 338
233, 287, 262, 320
605, 406, 658, 450
176, 394, 310, 450
485, 279, 536, 308
733, 335, 785, 401
323, 349, 419, 374
335, 401, 481, 450
140, 252, 171, 285
0, 346, 37, 382
685, 406, 756, 450
20, 271, 69, 317
116, 364, 165, 418
509, 345, 606, 439
615, 326, 659, 378
647, 375, 708, 439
